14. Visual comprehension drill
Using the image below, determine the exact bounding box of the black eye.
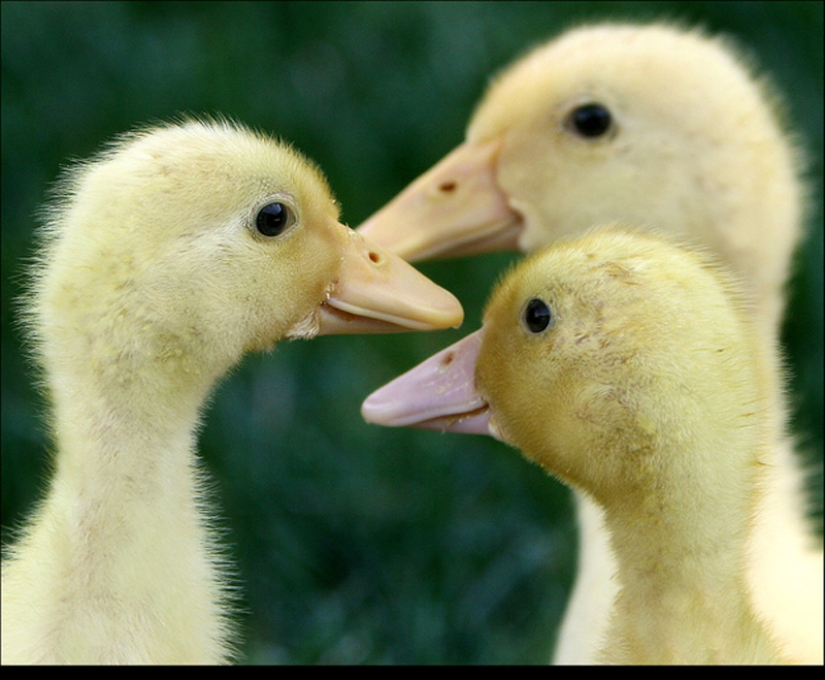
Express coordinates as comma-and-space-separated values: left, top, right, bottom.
256, 202, 293, 237
568, 103, 613, 138
523, 298, 553, 334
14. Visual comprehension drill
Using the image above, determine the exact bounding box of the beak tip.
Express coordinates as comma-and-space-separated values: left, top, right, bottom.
436, 291, 465, 329
360, 393, 398, 426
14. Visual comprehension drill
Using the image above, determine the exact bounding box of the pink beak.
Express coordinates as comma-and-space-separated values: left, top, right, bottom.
361, 328, 498, 438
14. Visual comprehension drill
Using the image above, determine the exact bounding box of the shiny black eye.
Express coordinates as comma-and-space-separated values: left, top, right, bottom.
568, 103, 613, 138
256, 202, 293, 237
523, 298, 553, 334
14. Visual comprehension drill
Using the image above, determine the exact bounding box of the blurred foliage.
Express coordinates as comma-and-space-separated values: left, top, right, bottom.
1, 1, 821, 665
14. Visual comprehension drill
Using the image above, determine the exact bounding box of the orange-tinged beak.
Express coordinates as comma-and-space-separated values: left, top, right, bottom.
357, 138, 524, 262
315, 227, 464, 335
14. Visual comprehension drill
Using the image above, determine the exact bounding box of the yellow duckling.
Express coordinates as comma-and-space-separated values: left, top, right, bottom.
357, 23, 821, 663
0, 118, 463, 665
363, 227, 793, 664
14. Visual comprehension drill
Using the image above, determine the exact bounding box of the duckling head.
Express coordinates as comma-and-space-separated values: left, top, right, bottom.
31, 119, 463, 405
358, 23, 801, 330
363, 227, 767, 506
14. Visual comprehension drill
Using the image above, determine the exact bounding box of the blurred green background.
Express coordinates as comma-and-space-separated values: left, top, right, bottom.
2, 1, 821, 664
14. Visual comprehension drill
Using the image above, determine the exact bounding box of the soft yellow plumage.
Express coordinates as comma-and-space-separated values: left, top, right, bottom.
363, 226, 792, 663
1, 119, 462, 664
357, 23, 821, 664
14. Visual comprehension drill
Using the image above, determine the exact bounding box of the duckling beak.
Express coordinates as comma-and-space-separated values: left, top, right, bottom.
361, 329, 495, 436
317, 227, 464, 334
357, 138, 523, 262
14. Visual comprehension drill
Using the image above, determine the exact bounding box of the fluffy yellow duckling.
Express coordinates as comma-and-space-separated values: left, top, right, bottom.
357, 23, 821, 663
0, 119, 463, 665
363, 227, 793, 664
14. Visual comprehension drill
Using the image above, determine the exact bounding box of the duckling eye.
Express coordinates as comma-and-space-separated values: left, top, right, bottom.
256, 202, 294, 237
568, 103, 613, 138
523, 298, 553, 334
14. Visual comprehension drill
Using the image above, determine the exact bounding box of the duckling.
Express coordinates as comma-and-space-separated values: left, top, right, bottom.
356, 23, 822, 663
0, 118, 463, 665
363, 227, 794, 664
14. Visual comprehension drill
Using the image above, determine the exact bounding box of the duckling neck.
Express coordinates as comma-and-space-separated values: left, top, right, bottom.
8, 352, 233, 663
51, 350, 213, 483
598, 451, 782, 664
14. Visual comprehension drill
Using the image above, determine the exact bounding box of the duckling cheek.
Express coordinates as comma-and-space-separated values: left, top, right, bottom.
485, 414, 507, 443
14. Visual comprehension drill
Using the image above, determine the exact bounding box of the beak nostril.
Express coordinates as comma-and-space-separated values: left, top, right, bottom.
441, 351, 455, 367
368, 251, 382, 264
439, 181, 457, 193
